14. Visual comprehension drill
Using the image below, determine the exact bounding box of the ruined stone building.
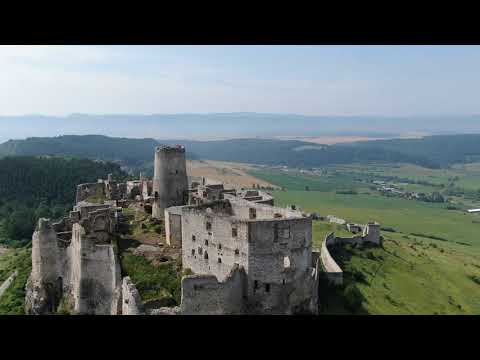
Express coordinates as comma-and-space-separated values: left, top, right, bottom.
178, 198, 319, 314
188, 177, 274, 207
188, 178, 236, 205
26, 202, 122, 315
224, 189, 274, 206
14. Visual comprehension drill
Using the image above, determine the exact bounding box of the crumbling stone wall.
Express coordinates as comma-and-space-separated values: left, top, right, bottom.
26, 205, 122, 315
181, 204, 250, 282
122, 277, 145, 315
181, 265, 247, 315
180, 199, 318, 314
76, 182, 105, 204
246, 216, 317, 314
164, 207, 183, 247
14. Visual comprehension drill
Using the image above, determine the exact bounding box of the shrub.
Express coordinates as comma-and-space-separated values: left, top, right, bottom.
351, 269, 368, 284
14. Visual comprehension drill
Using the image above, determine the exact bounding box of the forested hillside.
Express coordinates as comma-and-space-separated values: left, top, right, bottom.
0, 135, 159, 166
0, 135, 438, 169
0, 156, 127, 246
344, 134, 480, 166
3, 134, 480, 170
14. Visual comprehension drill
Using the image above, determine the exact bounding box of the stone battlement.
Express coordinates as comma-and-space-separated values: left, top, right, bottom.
155, 144, 186, 153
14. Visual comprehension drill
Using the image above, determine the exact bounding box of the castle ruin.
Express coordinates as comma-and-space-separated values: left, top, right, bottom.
26, 144, 381, 315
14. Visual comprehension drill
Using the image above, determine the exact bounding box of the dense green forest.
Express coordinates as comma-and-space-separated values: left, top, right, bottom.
2, 134, 480, 170
344, 134, 480, 166
0, 156, 127, 246
0, 135, 159, 166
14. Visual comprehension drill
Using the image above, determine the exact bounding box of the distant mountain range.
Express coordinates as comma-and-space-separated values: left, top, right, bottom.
2, 133, 480, 170
1, 113, 480, 142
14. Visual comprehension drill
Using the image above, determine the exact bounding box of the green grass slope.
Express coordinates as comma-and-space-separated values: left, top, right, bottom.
252, 168, 480, 314
0, 247, 32, 315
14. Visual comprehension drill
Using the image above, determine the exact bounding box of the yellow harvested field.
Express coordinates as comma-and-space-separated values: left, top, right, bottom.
276, 133, 425, 145
186, 160, 280, 189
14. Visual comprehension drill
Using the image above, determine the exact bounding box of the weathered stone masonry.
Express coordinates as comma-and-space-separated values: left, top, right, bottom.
26, 204, 122, 315
180, 198, 319, 314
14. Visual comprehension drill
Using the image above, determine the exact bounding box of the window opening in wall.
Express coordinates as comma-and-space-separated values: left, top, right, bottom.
192, 235, 196, 241
249, 208, 257, 219
191, 249, 195, 256
218, 243, 222, 250
234, 249, 240, 255
206, 222, 212, 231
218, 257, 222, 264
282, 279, 286, 285
232, 227, 238, 237
154, 191, 159, 198
205, 239, 209, 246
254, 280, 259, 290
265, 284, 270, 293
204, 251, 209, 260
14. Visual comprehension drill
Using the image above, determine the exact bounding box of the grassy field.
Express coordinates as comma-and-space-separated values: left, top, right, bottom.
251, 166, 480, 314
319, 230, 480, 314
331, 162, 480, 192
249, 169, 367, 192
274, 190, 479, 247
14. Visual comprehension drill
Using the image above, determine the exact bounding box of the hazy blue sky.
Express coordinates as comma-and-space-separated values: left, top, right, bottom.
1, 45, 480, 116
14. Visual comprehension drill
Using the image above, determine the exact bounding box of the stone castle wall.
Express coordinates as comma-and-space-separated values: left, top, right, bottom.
180, 266, 247, 315
320, 233, 344, 285
122, 277, 145, 315
179, 199, 318, 314
181, 206, 250, 282
320, 224, 382, 286
26, 206, 122, 315
76, 182, 105, 204
164, 207, 183, 247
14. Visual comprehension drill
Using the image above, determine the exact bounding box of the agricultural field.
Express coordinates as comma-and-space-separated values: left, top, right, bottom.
250, 164, 480, 314
187, 160, 279, 189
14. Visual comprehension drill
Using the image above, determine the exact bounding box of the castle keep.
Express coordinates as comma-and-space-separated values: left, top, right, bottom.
152, 145, 188, 219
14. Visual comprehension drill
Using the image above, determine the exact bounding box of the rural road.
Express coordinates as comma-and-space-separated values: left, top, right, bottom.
0, 271, 18, 299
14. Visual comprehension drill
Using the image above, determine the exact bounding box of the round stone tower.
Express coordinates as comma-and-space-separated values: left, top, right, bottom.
152, 145, 188, 219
